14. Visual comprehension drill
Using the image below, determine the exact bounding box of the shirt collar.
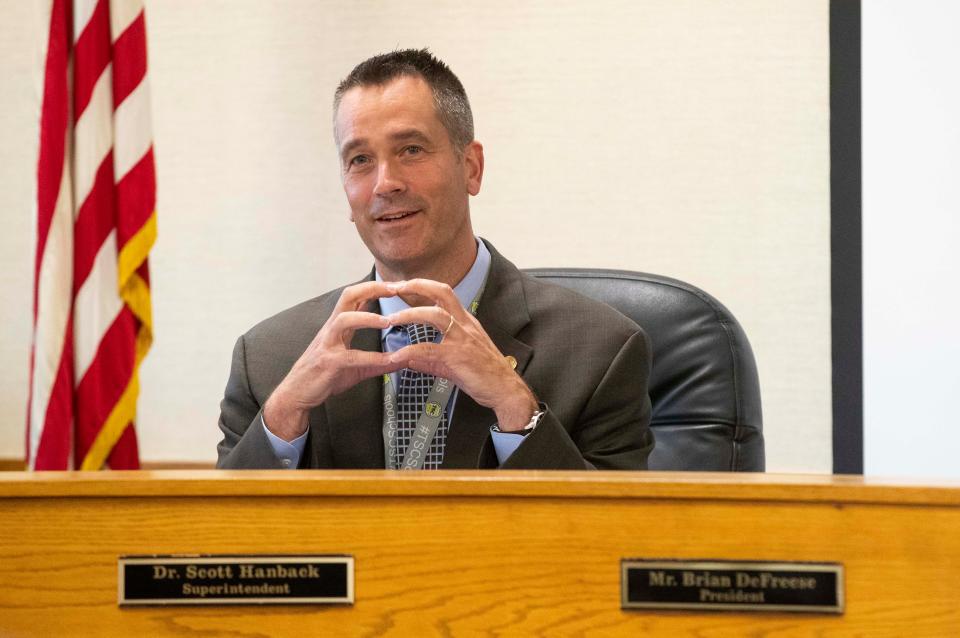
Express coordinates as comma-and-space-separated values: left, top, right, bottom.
377, 238, 491, 338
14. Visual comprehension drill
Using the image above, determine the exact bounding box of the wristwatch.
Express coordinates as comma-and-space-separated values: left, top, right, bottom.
492, 409, 544, 435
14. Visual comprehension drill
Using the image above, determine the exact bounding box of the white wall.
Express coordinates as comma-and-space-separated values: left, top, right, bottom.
0, 0, 831, 470
863, 1, 960, 478
0, 0, 43, 464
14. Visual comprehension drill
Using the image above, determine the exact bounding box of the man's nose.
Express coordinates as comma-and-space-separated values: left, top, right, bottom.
373, 159, 405, 196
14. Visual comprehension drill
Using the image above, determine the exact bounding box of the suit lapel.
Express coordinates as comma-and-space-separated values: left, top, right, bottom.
442, 241, 534, 468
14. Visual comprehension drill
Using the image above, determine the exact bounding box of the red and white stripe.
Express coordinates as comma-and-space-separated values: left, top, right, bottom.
28, 0, 156, 471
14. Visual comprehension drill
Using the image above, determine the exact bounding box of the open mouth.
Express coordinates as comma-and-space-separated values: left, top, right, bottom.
377, 210, 420, 223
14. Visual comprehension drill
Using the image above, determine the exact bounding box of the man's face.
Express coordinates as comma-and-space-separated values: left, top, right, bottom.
335, 76, 483, 280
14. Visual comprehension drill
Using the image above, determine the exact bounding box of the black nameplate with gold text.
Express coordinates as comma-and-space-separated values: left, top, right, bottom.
622, 559, 843, 613
119, 555, 353, 606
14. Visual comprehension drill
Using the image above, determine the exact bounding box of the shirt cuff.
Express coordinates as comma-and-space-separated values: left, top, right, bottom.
261, 413, 307, 469
490, 429, 526, 465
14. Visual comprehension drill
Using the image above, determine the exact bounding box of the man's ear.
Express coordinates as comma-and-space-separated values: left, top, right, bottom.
464, 141, 484, 196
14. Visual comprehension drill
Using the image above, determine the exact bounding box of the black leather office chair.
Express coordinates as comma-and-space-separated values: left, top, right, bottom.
525, 269, 764, 471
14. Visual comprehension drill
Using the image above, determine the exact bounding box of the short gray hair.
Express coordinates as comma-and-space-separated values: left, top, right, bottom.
333, 48, 474, 151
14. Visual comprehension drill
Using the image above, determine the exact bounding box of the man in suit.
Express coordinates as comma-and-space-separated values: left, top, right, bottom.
217, 49, 653, 470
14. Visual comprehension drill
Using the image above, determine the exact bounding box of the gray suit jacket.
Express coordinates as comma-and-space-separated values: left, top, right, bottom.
216, 241, 653, 470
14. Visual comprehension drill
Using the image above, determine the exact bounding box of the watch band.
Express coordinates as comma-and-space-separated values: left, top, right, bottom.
492, 409, 543, 435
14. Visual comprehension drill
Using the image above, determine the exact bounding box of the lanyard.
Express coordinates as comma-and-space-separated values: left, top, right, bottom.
381, 293, 484, 471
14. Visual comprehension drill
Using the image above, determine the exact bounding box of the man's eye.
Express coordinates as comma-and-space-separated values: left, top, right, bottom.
349, 155, 370, 167
403, 145, 423, 156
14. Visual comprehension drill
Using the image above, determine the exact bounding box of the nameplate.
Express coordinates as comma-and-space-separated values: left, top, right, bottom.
621, 559, 843, 613
118, 555, 353, 606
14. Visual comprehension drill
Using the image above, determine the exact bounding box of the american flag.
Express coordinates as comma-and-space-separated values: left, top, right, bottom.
27, 0, 156, 470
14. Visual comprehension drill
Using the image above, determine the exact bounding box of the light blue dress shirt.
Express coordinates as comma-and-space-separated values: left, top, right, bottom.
263, 239, 526, 468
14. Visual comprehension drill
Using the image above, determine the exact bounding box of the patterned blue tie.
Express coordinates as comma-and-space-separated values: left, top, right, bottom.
395, 323, 448, 469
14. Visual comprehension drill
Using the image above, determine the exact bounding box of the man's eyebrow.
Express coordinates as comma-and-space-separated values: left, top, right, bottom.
339, 138, 366, 162
339, 130, 432, 163
389, 129, 431, 145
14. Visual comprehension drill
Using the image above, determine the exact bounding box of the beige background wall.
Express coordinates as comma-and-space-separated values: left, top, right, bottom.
0, 0, 831, 471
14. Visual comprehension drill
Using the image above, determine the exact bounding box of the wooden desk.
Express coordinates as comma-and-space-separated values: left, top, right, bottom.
1, 471, 958, 636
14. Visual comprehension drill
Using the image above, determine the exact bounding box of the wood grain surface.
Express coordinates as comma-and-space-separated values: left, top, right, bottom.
1, 471, 958, 636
